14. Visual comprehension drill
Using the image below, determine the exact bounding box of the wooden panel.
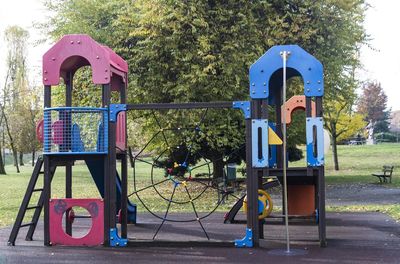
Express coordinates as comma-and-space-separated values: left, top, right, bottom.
287, 185, 315, 216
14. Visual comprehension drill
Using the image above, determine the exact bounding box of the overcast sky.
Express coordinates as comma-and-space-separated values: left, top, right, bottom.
0, 0, 398, 111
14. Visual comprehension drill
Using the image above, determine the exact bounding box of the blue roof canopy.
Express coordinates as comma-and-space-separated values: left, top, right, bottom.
249, 45, 323, 99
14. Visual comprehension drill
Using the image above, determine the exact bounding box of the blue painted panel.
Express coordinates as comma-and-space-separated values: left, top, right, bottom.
249, 45, 323, 99
86, 159, 137, 223
232, 101, 251, 119
251, 119, 269, 168
268, 122, 277, 168
109, 104, 126, 122
306, 117, 324, 166
97, 122, 104, 152
234, 228, 253, 248
43, 110, 51, 153
109, 228, 128, 247
71, 124, 85, 152
43, 107, 108, 154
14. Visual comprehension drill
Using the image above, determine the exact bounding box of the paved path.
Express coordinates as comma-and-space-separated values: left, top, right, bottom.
326, 183, 400, 205
1, 212, 400, 264
268, 183, 400, 207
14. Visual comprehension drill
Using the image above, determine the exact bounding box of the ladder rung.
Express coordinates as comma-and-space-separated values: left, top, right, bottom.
39, 171, 44, 174
20, 222, 34, 228
26, 206, 40, 210
74, 215, 91, 219
32, 188, 43, 192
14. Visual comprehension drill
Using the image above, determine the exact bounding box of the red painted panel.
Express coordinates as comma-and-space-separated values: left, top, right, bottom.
116, 111, 126, 151
49, 198, 104, 246
36, 119, 44, 143
52, 120, 64, 145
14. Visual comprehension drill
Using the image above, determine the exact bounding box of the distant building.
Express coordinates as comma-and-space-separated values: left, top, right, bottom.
390, 110, 400, 133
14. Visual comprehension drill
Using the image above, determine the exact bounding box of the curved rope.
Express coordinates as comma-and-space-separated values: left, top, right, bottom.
130, 108, 243, 230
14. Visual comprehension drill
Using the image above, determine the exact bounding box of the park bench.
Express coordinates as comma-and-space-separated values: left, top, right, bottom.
372, 165, 394, 183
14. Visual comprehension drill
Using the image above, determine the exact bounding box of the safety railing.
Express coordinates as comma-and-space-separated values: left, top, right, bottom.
43, 107, 108, 154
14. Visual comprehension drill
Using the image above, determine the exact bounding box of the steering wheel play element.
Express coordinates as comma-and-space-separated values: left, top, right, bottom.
243, 189, 273, 220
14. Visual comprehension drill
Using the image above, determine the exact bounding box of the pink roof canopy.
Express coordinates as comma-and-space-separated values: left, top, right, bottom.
42, 34, 128, 90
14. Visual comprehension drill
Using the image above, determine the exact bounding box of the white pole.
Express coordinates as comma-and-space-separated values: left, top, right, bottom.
281, 50, 290, 253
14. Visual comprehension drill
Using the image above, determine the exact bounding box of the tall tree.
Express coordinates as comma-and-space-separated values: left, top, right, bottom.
325, 96, 366, 170
324, 62, 364, 170
2, 26, 31, 173
0, 113, 6, 174
14, 85, 42, 166
358, 81, 390, 134
42, 0, 368, 174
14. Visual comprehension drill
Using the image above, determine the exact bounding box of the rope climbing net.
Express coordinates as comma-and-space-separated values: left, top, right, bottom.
127, 107, 245, 240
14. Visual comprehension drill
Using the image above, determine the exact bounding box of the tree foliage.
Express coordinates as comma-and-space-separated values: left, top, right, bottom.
2, 26, 29, 172
326, 100, 366, 142
41, 0, 368, 172
357, 81, 390, 134
2, 26, 42, 172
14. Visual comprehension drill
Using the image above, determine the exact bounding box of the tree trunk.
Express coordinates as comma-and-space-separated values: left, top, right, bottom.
212, 158, 225, 181
32, 150, 35, 166
20, 152, 25, 165
19, 152, 24, 166
331, 131, 339, 171
1, 106, 19, 173
2, 131, 5, 167
13, 151, 20, 173
0, 144, 6, 175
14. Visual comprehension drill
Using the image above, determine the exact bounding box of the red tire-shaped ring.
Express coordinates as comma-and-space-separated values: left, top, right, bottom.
36, 119, 44, 143
117, 209, 122, 224
67, 209, 75, 224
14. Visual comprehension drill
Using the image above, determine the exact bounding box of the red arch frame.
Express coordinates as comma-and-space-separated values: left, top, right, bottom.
281, 95, 316, 124
42, 34, 128, 90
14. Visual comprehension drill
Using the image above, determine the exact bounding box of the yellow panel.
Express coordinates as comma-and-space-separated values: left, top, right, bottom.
268, 127, 283, 145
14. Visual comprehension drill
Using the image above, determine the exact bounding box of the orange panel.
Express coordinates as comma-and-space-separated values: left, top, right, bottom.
287, 185, 315, 216
281, 95, 316, 124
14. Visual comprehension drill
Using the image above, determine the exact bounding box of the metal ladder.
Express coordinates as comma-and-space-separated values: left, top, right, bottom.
8, 156, 56, 246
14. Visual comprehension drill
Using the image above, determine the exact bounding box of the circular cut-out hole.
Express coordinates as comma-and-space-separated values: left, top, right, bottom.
62, 206, 93, 239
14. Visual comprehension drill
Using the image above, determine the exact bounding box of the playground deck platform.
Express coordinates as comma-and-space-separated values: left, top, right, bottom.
1, 212, 399, 264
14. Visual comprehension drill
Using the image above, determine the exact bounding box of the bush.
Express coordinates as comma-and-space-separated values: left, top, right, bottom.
375, 132, 398, 143
288, 145, 304, 162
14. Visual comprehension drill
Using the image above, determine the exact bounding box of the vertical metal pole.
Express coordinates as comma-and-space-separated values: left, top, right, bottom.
121, 155, 128, 238
281, 51, 290, 252
245, 114, 259, 246
316, 96, 326, 247
120, 80, 128, 239
275, 89, 283, 168
43, 85, 51, 246
318, 166, 326, 247
102, 84, 111, 245
109, 121, 117, 234
259, 99, 268, 240
65, 72, 73, 236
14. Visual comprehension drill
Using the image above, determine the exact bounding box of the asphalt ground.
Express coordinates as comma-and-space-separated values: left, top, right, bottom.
1, 212, 399, 264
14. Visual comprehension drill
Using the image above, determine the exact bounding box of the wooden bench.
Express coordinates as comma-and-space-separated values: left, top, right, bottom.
372, 165, 394, 183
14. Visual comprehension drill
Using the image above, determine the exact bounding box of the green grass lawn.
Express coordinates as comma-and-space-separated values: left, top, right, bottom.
0, 159, 236, 227
0, 143, 399, 227
291, 143, 400, 186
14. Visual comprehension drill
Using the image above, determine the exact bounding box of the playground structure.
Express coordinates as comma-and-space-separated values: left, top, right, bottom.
8, 34, 326, 248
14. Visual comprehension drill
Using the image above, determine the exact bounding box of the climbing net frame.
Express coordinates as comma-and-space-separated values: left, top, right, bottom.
125, 102, 247, 241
